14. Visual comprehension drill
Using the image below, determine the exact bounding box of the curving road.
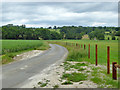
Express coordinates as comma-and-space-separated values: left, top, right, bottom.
2, 44, 68, 88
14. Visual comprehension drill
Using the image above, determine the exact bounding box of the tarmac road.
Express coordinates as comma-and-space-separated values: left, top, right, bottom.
2, 44, 68, 88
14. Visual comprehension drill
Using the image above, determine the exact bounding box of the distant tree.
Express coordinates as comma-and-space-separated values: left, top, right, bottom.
53, 26, 57, 29
88, 32, 95, 40
96, 33, 105, 40
2, 24, 118, 40
112, 36, 116, 40
48, 27, 52, 29
115, 30, 120, 36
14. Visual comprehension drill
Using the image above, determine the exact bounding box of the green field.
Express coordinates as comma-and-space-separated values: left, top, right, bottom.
2, 40, 49, 55
49, 40, 118, 88
1, 39, 118, 65
49, 40, 118, 65
1, 40, 49, 64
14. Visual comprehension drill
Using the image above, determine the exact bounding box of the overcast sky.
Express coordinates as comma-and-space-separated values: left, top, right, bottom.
2, 2, 118, 27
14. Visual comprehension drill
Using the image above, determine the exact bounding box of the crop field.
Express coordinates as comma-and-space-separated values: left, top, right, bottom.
2, 40, 47, 55
1, 40, 49, 64
50, 40, 118, 65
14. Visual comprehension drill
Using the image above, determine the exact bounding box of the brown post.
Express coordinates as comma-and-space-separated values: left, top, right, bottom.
78, 44, 80, 48
76, 43, 77, 47
95, 44, 98, 66
107, 46, 110, 74
81, 44, 83, 48
84, 44, 86, 49
88, 44, 90, 59
112, 62, 117, 80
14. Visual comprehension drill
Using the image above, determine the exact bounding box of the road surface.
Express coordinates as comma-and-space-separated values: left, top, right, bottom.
2, 44, 68, 88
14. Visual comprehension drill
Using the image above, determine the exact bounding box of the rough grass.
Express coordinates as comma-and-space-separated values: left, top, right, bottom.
62, 73, 87, 82
49, 40, 118, 65
90, 66, 118, 88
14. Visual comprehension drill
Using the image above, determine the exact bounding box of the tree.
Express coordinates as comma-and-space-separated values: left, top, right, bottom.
48, 27, 52, 29
53, 26, 57, 29
112, 36, 116, 40
96, 33, 105, 40
115, 30, 120, 36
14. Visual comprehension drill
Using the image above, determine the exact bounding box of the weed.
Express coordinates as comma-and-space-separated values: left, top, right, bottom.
78, 68, 86, 71
40, 83, 47, 87
53, 85, 59, 88
79, 82, 83, 84
62, 73, 87, 82
38, 81, 42, 85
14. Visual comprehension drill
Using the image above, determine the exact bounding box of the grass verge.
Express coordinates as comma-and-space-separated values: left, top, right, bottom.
49, 41, 118, 88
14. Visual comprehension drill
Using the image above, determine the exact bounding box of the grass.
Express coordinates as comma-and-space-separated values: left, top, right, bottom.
2, 40, 49, 54
1, 40, 49, 64
49, 40, 118, 65
64, 63, 87, 70
78, 68, 86, 71
62, 73, 87, 82
53, 85, 59, 88
90, 66, 118, 88
40, 83, 47, 87
49, 41, 118, 88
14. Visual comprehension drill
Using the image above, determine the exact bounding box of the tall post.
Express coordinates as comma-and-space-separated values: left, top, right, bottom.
112, 62, 117, 80
76, 43, 77, 47
88, 44, 90, 59
81, 44, 83, 48
84, 44, 86, 49
95, 44, 98, 66
107, 46, 110, 74
78, 44, 80, 48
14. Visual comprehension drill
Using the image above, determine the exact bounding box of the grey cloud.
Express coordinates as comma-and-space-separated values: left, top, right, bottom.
2, 2, 118, 27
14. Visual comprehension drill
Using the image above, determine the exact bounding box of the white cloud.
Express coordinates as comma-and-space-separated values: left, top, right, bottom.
2, 2, 118, 27
2, 0, 119, 2
91, 22, 106, 26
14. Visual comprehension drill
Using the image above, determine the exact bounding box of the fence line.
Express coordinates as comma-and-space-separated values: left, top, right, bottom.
49, 41, 119, 80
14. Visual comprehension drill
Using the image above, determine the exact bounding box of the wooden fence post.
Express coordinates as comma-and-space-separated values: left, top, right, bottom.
107, 46, 110, 74
78, 44, 80, 48
112, 62, 117, 80
81, 44, 83, 48
88, 44, 90, 59
95, 44, 98, 66
84, 44, 86, 49
76, 43, 77, 47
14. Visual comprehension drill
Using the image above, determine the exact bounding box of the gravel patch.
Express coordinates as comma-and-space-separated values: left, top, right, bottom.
13, 50, 44, 61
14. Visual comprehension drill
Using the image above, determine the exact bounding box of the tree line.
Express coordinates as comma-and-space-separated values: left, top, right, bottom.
1, 24, 120, 40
